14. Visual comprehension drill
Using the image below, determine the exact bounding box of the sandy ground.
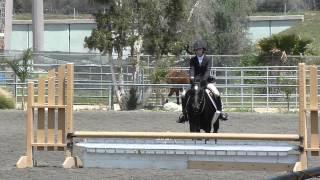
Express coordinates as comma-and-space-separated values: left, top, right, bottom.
1, 110, 320, 180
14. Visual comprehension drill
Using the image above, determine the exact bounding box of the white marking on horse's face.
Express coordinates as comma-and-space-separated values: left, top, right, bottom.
194, 85, 199, 91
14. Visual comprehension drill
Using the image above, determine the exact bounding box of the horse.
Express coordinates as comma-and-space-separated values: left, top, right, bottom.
166, 70, 190, 104
183, 80, 222, 134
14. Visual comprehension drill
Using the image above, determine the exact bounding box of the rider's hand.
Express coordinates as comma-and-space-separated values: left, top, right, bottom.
207, 76, 216, 83
200, 79, 207, 87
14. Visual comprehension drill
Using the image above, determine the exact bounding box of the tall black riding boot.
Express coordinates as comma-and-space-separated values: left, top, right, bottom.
177, 112, 188, 123
177, 96, 188, 123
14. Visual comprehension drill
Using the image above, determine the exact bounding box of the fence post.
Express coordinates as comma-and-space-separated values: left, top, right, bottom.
225, 68, 228, 106
141, 69, 144, 103
14, 75, 17, 108
251, 86, 254, 112
100, 64, 103, 98
266, 66, 269, 111
241, 69, 244, 106
108, 87, 112, 110
111, 85, 114, 110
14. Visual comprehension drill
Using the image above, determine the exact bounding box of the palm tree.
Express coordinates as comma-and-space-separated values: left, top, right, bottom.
7, 49, 33, 109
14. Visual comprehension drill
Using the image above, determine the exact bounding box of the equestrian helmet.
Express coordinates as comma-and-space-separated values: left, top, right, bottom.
193, 40, 207, 51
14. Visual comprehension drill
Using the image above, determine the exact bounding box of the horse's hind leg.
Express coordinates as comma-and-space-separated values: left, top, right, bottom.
176, 89, 180, 105
166, 88, 174, 103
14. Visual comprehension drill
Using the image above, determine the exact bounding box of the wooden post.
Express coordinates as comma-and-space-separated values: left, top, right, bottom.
16, 81, 35, 168
57, 65, 66, 151
309, 65, 319, 156
47, 70, 55, 151
295, 63, 308, 171
63, 63, 82, 168
66, 63, 74, 135
37, 78, 45, 151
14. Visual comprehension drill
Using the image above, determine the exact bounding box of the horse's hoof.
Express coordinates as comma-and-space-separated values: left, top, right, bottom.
220, 112, 229, 121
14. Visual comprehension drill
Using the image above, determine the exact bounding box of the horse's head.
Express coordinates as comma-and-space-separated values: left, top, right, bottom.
186, 81, 206, 114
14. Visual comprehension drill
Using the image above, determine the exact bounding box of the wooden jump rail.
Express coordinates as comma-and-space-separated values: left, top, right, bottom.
16, 63, 320, 172
70, 131, 300, 141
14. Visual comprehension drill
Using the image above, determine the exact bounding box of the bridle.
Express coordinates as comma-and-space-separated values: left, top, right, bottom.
186, 83, 206, 115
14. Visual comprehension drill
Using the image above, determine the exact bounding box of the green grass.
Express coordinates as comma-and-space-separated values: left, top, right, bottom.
0, 96, 15, 109
252, 11, 304, 16
13, 13, 94, 20
74, 97, 108, 105
224, 107, 252, 112
280, 11, 320, 55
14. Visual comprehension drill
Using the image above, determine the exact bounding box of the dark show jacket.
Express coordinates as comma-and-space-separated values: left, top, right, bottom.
189, 55, 212, 81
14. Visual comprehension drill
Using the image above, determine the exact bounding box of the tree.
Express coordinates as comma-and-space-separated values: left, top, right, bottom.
85, 0, 138, 110
304, 0, 320, 10
85, 0, 188, 109
258, 34, 312, 65
142, 0, 186, 66
277, 77, 295, 112
184, 0, 255, 61
211, 0, 255, 55
14, 0, 23, 13
257, 34, 312, 99
256, 0, 305, 13
7, 49, 33, 109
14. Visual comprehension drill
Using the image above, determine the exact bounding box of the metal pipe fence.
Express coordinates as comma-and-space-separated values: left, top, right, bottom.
0, 53, 320, 111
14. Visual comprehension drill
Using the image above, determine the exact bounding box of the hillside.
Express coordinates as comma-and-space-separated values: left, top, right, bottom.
280, 11, 320, 55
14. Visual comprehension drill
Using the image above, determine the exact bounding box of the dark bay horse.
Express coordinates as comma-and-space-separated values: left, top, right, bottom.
184, 82, 222, 134
166, 70, 190, 104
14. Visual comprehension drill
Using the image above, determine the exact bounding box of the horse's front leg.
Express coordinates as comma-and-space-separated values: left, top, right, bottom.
203, 123, 212, 144
189, 121, 200, 132
213, 119, 220, 144
189, 116, 201, 142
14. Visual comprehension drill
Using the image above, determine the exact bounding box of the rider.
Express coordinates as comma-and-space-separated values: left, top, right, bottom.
177, 40, 228, 123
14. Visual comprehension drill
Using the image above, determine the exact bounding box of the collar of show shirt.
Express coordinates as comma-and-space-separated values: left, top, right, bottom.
197, 55, 204, 65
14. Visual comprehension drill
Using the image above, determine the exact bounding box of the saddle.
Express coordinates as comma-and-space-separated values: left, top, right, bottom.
177, 83, 228, 123
185, 83, 219, 114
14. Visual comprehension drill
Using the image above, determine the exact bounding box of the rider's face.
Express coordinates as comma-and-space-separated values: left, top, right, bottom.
195, 48, 204, 56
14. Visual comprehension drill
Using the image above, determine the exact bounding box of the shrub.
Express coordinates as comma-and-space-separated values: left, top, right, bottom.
258, 34, 312, 55
0, 96, 15, 109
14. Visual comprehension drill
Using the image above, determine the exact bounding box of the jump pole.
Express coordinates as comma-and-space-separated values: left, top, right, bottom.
70, 131, 300, 141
